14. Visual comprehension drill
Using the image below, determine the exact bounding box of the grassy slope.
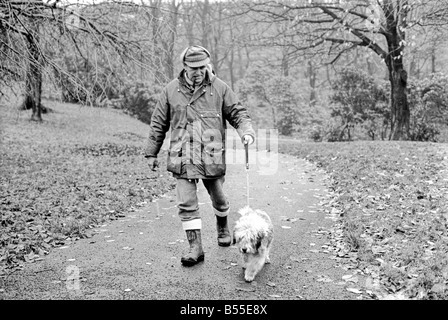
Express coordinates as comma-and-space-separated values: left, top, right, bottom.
0, 101, 175, 275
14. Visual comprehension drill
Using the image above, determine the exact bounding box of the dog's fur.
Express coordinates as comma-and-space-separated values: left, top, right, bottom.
232, 206, 274, 282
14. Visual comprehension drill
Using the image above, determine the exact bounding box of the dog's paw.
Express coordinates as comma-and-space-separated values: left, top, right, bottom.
244, 274, 255, 282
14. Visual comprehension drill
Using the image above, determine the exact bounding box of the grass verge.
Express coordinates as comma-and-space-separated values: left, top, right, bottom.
279, 141, 448, 299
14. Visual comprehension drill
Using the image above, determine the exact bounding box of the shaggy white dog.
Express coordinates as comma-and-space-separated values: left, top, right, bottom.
232, 206, 274, 282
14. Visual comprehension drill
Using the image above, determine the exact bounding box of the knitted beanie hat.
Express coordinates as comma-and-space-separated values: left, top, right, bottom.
180, 46, 211, 68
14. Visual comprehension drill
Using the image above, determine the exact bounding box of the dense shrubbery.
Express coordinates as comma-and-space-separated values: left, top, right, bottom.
325, 67, 389, 141
55, 56, 161, 125
105, 81, 162, 125
56, 56, 122, 105
237, 65, 325, 136
407, 73, 448, 142
54, 55, 161, 125
265, 76, 302, 136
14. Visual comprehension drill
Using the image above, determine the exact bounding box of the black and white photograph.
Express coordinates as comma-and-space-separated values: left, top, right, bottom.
1, 0, 448, 308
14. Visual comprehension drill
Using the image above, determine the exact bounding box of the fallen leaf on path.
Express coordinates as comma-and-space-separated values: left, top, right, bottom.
124, 288, 132, 292
266, 282, 276, 287
281, 226, 292, 229
236, 287, 255, 292
230, 263, 238, 266
316, 275, 333, 283
346, 288, 363, 294
380, 292, 409, 300
346, 276, 359, 283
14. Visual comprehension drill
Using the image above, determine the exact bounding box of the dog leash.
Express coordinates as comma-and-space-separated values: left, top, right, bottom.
245, 142, 250, 207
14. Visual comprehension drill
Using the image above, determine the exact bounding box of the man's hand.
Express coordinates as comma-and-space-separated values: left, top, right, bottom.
147, 157, 159, 171
243, 135, 254, 145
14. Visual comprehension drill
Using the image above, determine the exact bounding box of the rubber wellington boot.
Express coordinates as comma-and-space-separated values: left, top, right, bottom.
181, 229, 205, 267
216, 216, 231, 247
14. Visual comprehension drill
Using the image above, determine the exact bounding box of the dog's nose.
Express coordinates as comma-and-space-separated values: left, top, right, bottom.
242, 248, 247, 253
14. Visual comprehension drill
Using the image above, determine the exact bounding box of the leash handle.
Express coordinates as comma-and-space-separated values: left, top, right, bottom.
245, 142, 249, 170
245, 142, 250, 207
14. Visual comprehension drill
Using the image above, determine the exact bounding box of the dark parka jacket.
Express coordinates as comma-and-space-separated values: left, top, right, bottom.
145, 69, 255, 179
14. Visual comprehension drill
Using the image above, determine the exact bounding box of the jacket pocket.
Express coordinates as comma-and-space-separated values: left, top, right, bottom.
204, 163, 226, 177
199, 111, 222, 131
167, 145, 182, 174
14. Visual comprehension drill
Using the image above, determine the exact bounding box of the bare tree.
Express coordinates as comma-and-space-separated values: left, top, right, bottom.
238, 0, 448, 140
0, 0, 162, 121
161, 0, 181, 80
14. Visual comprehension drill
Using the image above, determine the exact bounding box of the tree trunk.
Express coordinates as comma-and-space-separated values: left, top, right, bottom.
150, 0, 165, 85
22, 24, 43, 122
184, 1, 195, 46
281, 48, 289, 77
228, 42, 235, 90
409, 57, 418, 79
164, 0, 179, 80
382, 1, 410, 141
307, 60, 317, 107
237, 46, 245, 80
200, 0, 210, 49
387, 61, 410, 140
431, 46, 436, 74
366, 57, 374, 76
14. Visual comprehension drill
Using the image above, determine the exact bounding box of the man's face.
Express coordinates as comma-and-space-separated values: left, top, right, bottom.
185, 65, 206, 86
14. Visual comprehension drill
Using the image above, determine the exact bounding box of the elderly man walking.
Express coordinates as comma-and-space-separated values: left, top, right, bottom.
145, 45, 255, 266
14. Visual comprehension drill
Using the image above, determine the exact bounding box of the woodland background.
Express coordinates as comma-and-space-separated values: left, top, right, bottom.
1, 0, 448, 142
